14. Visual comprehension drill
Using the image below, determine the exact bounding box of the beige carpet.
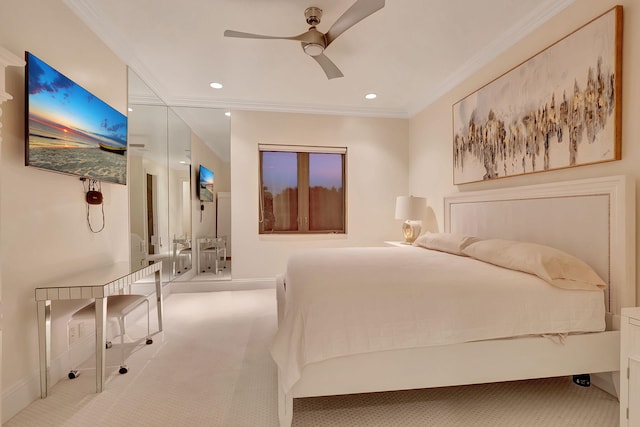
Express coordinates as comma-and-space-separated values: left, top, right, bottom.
5, 289, 618, 426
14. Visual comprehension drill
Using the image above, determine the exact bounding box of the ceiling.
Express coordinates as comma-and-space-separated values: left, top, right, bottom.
64, 0, 575, 160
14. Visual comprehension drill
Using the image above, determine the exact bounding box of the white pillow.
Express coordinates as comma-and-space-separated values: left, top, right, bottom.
413, 232, 481, 256
462, 239, 606, 291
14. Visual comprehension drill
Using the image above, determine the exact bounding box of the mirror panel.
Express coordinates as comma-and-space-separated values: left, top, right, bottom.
172, 106, 231, 163
168, 108, 192, 276
128, 69, 193, 281
128, 69, 231, 281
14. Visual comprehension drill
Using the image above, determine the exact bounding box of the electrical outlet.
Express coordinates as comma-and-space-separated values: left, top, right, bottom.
78, 321, 88, 339
68, 324, 79, 345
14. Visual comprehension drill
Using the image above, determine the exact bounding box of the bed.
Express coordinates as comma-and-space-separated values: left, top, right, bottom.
271, 175, 636, 427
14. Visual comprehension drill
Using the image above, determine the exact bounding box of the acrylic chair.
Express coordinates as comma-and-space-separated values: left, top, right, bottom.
174, 237, 192, 274
177, 246, 192, 274
199, 236, 226, 274
67, 294, 152, 378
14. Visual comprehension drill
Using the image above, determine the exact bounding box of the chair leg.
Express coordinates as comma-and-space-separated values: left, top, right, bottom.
67, 319, 82, 379
145, 299, 153, 345
118, 316, 127, 373
68, 297, 153, 379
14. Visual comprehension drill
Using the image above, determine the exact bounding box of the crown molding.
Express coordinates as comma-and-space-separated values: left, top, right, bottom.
128, 94, 165, 106
165, 95, 410, 119
407, 0, 576, 116
65, 0, 575, 119
65, 0, 409, 119
63, 0, 172, 104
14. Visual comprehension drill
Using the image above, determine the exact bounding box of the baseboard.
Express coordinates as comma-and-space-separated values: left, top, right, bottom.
2, 298, 157, 423
170, 277, 276, 293
2, 334, 95, 423
3, 372, 40, 424
3, 280, 267, 421
171, 268, 197, 282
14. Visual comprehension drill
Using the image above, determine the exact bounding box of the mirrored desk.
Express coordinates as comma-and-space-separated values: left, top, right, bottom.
34, 261, 163, 398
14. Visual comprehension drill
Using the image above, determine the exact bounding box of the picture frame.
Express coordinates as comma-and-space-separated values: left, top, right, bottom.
452, 6, 622, 185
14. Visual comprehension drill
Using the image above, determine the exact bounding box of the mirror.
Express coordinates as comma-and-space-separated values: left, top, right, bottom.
167, 108, 192, 277
172, 106, 232, 279
128, 69, 192, 281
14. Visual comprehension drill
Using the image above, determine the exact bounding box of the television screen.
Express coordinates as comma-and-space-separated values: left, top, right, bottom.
25, 52, 128, 185
198, 164, 214, 202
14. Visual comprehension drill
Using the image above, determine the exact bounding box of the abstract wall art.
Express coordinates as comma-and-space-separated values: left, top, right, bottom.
452, 6, 622, 184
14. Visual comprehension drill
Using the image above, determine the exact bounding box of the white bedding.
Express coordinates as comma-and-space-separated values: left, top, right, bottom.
270, 246, 606, 393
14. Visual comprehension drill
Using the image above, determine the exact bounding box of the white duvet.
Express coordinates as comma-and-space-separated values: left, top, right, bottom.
270, 246, 606, 393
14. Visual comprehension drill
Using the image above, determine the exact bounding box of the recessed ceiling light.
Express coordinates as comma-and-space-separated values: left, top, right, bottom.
225, 111, 231, 117
128, 107, 133, 112
210, 82, 223, 89
365, 93, 377, 100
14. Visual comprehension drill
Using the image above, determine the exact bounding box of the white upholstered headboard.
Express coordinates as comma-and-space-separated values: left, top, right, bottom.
444, 175, 635, 320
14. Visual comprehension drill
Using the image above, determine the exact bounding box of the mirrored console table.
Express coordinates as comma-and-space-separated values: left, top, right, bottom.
35, 261, 163, 398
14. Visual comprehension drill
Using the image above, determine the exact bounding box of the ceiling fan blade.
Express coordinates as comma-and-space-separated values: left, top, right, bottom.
325, 0, 385, 46
224, 30, 318, 43
224, 30, 283, 39
311, 53, 344, 79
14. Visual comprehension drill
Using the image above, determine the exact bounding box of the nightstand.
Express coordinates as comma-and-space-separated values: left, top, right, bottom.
384, 241, 412, 247
620, 307, 640, 426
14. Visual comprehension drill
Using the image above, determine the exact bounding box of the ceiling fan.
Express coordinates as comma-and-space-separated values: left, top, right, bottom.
223, 0, 385, 79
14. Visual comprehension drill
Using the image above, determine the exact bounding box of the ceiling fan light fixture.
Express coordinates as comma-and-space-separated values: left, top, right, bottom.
303, 43, 324, 57
224, 1, 385, 79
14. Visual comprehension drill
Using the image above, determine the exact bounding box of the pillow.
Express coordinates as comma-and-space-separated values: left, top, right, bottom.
413, 232, 481, 256
462, 239, 605, 291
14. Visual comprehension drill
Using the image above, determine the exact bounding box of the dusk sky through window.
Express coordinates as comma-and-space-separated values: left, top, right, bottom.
262, 151, 342, 195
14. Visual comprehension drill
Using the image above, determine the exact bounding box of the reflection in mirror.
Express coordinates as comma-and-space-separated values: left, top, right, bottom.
128, 68, 232, 282
168, 109, 192, 277
172, 106, 232, 280
128, 69, 193, 281
171, 107, 230, 163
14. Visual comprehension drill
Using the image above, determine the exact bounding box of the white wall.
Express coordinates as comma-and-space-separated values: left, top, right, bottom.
230, 111, 410, 279
0, 0, 128, 420
409, 0, 640, 304
2, 0, 635, 421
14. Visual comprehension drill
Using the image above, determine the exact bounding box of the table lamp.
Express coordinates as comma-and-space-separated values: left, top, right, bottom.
395, 196, 427, 244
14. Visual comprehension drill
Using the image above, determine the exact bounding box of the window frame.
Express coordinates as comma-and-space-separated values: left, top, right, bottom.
258, 144, 347, 235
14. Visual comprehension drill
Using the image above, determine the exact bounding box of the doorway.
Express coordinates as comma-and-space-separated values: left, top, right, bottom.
146, 173, 158, 256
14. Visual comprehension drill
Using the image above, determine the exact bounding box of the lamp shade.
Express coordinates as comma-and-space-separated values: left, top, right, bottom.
394, 196, 427, 220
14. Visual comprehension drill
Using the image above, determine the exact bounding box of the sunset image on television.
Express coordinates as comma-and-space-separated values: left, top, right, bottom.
199, 165, 214, 202
26, 52, 128, 184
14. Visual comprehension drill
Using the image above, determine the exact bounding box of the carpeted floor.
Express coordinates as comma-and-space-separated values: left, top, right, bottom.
5, 289, 619, 426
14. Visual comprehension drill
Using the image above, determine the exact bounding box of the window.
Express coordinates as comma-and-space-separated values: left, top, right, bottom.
259, 144, 346, 234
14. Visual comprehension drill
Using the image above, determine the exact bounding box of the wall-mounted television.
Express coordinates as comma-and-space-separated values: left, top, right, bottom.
198, 164, 214, 202
24, 52, 128, 185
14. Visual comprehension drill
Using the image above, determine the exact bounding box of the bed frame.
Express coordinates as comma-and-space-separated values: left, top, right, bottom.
275, 175, 636, 427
